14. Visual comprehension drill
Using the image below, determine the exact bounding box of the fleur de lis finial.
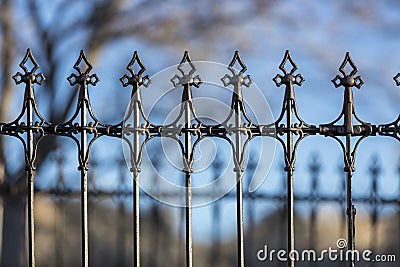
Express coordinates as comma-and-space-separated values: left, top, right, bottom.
67, 50, 99, 86
221, 51, 252, 88
170, 51, 202, 88
12, 49, 46, 85
120, 51, 151, 88
331, 52, 364, 89
273, 50, 304, 87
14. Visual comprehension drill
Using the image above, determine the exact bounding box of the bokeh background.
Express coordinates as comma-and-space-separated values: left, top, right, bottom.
0, 0, 399, 266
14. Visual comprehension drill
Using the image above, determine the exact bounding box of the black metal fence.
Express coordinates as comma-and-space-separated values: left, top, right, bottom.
0, 49, 399, 267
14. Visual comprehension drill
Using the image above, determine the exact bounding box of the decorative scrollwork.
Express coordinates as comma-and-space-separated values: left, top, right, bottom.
0, 49, 49, 170
218, 51, 257, 173
120, 51, 155, 174
378, 115, 400, 141
57, 50, 107, 171
319, 52, 374, 174
221, 51, 252, 87
378, 74, 400, 141
272, 50, 315, 173
321, 54, 373, 165
273, 50, 304, 88
67, 50, 99, 87
159, 52, 205, 173
120, 51, 151, 89
170, 51, 202, 88
331, 52, 364, 89
120, 51, 153, 129
12, 49, 46, 86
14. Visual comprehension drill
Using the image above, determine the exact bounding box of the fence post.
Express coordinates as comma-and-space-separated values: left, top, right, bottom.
273, 50, 307, 267
120, 51, 151, 267
221, 51, 253, 267
11, 49, 46, 267
67, 50, 100, 267
322, 52, 370, 267
170, 51, 202, 267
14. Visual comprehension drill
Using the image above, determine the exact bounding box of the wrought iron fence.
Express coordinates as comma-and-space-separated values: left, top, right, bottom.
0, 49, 399, 267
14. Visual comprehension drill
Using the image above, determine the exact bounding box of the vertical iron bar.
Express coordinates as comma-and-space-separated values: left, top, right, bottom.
184, 84, 193, 267
13, 49, 46, 267
280, 163, 287, 250
26, 161, 34, 267
120, 52, 150, 267
339, 164, 346, 242
221, 51, 252, 267
344, 86, 355, 267
185, 173, 192, 267
329, 53, 365, 267
246, 158, 256, 267
133, 100, 140, 267
26, 84, 35, 267
273, 51, 305, 267
286, 99, 295, 267
398, 160, 400, 257
234, 102, 245, 267
221, 52, 251, 267
66, 50, 99, 267
80, 95, 88, 267
345, 140, 355, 267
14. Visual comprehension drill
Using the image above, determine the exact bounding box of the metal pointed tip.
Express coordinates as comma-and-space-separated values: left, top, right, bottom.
24, 49, 34, 59
284, 50, 292, 59
344, 52, 353, 62
131, 51, 140, 63
24, 48, 34, 59
228, 51, 247, 74
180, 51, 192, 64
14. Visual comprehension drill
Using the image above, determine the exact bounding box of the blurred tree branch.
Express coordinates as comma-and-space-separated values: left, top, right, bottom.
0, 0, 275, 185
0, 0, 15, 184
